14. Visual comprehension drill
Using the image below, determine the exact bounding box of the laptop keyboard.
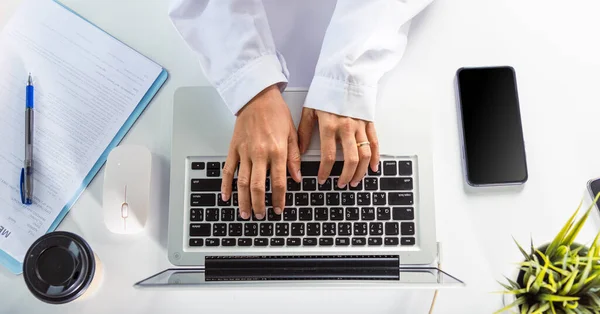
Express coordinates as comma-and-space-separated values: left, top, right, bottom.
187, 157, 417, 248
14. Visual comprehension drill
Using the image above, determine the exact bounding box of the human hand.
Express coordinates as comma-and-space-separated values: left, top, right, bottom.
297, 108, 379, 188
221, 85, 302, 220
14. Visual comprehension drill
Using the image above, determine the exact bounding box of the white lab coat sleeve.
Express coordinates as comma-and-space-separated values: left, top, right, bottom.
168, 0, 289, 115
304, 0, 434, 122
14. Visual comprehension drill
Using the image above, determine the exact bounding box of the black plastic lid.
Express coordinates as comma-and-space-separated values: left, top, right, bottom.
23, 231, 96, 304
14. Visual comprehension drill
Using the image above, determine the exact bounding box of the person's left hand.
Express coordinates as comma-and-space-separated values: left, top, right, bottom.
297, 108, 379, 188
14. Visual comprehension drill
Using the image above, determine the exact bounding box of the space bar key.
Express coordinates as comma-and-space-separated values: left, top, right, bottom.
191, 179, 222, 192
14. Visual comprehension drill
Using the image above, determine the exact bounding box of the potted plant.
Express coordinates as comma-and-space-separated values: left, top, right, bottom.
496, 195, 600, 314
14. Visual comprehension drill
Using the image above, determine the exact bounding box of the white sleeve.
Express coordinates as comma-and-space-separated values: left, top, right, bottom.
304, 0, 434, 122
168, 0, 289, 115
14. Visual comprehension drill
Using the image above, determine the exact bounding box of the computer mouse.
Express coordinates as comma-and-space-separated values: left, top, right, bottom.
102, 145, 152, 234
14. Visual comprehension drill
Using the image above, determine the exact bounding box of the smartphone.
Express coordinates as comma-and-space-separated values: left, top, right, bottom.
455, 66, 528, 186
588, 178, 600, 209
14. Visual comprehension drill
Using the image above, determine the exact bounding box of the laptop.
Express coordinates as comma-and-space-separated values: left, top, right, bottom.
136, 86, 462, 287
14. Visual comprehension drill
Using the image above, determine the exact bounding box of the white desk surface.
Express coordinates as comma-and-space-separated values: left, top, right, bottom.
1, 0, 600, 313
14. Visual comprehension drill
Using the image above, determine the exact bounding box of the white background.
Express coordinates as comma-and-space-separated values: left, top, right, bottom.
1, 0, 600, 313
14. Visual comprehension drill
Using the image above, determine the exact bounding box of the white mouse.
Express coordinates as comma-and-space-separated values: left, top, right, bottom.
102, 145, 152, 234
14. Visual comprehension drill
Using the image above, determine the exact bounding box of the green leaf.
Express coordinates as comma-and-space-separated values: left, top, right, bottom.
537, 294, 580, 302
532, 250, 550, 294
550, 301, 557, 314
494, 295, 528, 314
546, 200, 583, 259
505, 276, 522, 289
521, 302, 529, 314
563, 206, 593, 248
531, 302, 550, 314
514, 236, 532, 261
571, 245, 595, 294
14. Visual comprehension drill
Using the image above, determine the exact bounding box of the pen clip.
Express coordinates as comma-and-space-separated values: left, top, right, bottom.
20, 168, 26, 204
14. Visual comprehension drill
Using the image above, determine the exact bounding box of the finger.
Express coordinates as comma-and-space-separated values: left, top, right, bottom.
221, 151, 239, 201
250, 157, 268, 220
287, 125, 302, 183
237, 157, 252, 220
351, 127, 371, 186
366, 122, 380, 172
271, 152, 287, 215
318, 122, 337, 185
297, 108, 316, 154
338, 127, 359, 188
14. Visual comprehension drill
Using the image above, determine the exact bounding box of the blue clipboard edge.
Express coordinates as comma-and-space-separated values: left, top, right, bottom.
0, 0, 169, 275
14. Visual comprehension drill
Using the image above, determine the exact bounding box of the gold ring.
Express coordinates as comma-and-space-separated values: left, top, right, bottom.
357, 141, 370, 148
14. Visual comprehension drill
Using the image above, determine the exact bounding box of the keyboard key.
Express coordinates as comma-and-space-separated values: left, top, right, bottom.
286, 193, 293, 206
385, 222, 399, 235
190, 208, 203, 221
191, 179, 221, 192
237, 208, 249, 221
222, 238, 236, 246
191, 162, 205, 170
287, 178, 301, 191
265, 178, 270, 192
339, 223, 351, 235
399, 161, 413, 176
303, 238, 318, 246
206, 238, 220, 246
349, 180, 363, 191
228, 223, 242, 236
213, 223, 227, 236
393, 207, 415, 220
301, 161, 320, 176
218, 193, 231, 206
307, 223, 321, 236
232, 179, 238, 192
352, 237, 366, 246
323, 222, 336, 236
401, 237, 416, 246
275, 223, 289, 236
383, 161, 397, 176
244, 223, 258, 236
221, 208, 235, 221
377, 207, 391, 220
299, 208, 313, 221
264, 193, 272, 206
271, 238, 285, 246
191, 194, 216, 206
283, 208, 298, 221
326, 193, 340, 205
252, 212, 265, 221
260, 223, 274, 236
361, 207, 375, 220
368, 162, 381, 176
206, 208, 219, 221
341, 193, 355, 205
330, 208, 344, 220
189, 238, 203, 246
331, 161, 344, 176
207, 162, 220, 169
254, 238, 268, 246
318, 178, 332, 191
385, 237, 399, 246
291, 223, 305, 236
401, 222, 415, 235
295, 193, 309, 206
232, 193, 238, 206
388, 192, 413, 205
303, 178, 317, 191
380, 178, 413, 191
364, 178, 378, 190
238, 238, 252, 246
369, 222, 384, 235
353, 222, 367, 235
357, 193, 371, 205
333, 178, 347, 191
267, 208, 281, 221
287, 238, 301, 246
319, 237, 334, 246
373, 192, 386, 205
311, 193, 325, 206
345, 207, 359, 220
207, 169, 220, 177
315, 207, 328, 221
368, 237, 382, 246
336, 237, 350, 246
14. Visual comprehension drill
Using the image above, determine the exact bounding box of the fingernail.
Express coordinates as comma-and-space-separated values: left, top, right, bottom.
221, 193, 227, 201
297, 170, 302, 178
375, 164, 379, 172
339, 183, 346, 189
350, 181, 359, 187
255, 213, 264, 220
275, 207, 282, 214
318, 179, 325, 185
241, 211, 250, 219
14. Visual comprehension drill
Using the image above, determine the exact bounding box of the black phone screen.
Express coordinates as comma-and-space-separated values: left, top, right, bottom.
457, 67, 528, 185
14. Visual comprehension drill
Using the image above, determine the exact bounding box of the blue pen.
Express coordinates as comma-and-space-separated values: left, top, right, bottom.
20, 73, 34, 205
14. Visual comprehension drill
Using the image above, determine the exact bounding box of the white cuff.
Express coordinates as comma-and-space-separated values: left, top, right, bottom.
217, 54, 288, 116
303, 75, 377, 122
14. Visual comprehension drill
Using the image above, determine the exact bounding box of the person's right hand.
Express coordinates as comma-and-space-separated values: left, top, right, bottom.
220, 85, 302, 220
